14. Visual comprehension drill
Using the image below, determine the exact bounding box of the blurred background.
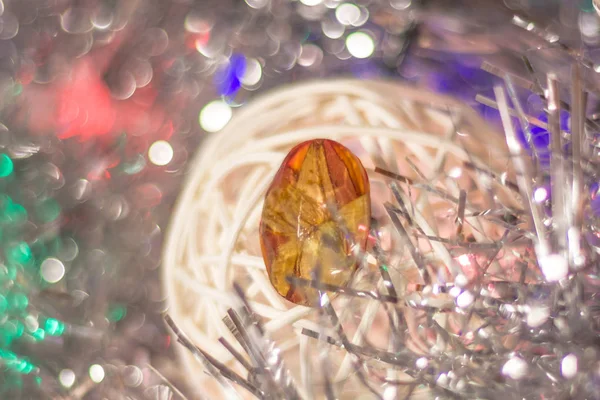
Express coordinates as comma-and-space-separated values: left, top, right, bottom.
0, 0, 599, 398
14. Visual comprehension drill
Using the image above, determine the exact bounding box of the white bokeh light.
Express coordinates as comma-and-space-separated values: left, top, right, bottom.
148, 140, 174, 166
448, 167, 463, 178
527, 305, 550, 327
322, 19, 345, 39
561, 354, 578, 379
346, 31, 375, 59
59, 369, 76, 388
457, 254, 470, 266
298, 44, 324, 67
241, 58, 262, 87
89, 364, 105, 383
391, 0, 412, 10
300, 0, 322, 5
502, 357, 528, 380
456, 290, 475, 308
533, 187, 548, 203
336, 3, 360, 25
199, 100, 233, 133
383, 386, 397, 400
40, 257, 66, 284
455, 274, 469, 288
539, 254, 568, 282
416, 357, 429, 369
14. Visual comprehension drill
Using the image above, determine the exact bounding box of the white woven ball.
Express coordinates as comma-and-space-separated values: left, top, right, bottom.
162, 80, 514, 399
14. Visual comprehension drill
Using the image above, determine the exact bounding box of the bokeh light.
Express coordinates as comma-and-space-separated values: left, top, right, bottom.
40, 258, 66, 284
322, 19, 345, 39
448, 167, 463, 178
199, 100, 233, 132
336, 3, 361, 26
298, 44, 324, 67
390, 0, 412, 10
534, 187, 548, 203
89, 364, 105, 383
561, 354, 578, 379
123, 365, 143, 387
300, 0, 322, 5
241, 58, 262, 87
215, 54, 247, 97
44, 318, 66, 336
148, 141, 174, 166
346, 31, 375, 59
59, 369, 76, 388
0, 154, 13, 177
539, 254, 568, 282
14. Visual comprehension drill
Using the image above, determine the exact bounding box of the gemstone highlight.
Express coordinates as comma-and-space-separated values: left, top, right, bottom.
260, 139, 370, 306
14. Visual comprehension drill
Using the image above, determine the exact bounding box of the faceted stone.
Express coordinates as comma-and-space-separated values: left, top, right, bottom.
260, 139, 370, 306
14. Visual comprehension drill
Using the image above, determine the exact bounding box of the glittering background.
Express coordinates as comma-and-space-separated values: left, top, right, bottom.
1, 0, 600, 398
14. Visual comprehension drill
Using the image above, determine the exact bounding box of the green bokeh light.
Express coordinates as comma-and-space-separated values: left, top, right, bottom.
11, 321, 23, 338
7, 293, 28, 312
0, 320, 23, 347
35, 198, 61, 224
7, 265, 17, 281
12, 358, 35, 374
44, 318, 65, 336
0, 265, 9, 282
107, 304, 127, 322
122, 154, 146, 175
0, 295, 7, 314
31, 328, 45, 342
0, 154, 13, 178
0, 195, 26, 225
582, 0, 594, 13
0, 194, 10, 209
5, 242, 33, 266
0, 350, 36, 375
12, 84, 22, 97
4, 202, 27, 224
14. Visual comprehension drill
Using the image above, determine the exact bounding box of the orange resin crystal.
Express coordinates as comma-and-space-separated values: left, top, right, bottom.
259, 139, 371, 306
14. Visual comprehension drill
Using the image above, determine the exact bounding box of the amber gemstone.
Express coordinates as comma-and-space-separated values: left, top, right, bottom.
259, 139, 371, 306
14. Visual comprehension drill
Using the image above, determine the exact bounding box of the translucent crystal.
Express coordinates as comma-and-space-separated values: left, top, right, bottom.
260, 139, 370, 305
